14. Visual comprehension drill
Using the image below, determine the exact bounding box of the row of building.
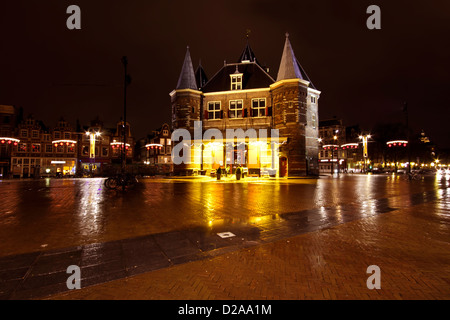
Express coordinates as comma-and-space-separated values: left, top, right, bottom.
2, 34, 405, 178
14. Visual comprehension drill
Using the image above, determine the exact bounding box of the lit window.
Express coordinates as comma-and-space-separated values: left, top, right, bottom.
18, 143, 27, 152
31, 144, 41, 153
229, 100, 243, 118
82, 146, 89, 156
167, 139, 171, 146
251, 99, 266, 117
230, 74, 243, 90
208, 102, 221, 120
160, 138, 165, 145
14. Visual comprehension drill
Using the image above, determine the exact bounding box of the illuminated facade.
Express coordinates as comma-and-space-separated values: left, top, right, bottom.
10, 117, 77, 178
0, 105, 18, 177
170, 34, 321, 177
78, 119, 134, 175
140, 123, 173, 174
318, 119, 364, 173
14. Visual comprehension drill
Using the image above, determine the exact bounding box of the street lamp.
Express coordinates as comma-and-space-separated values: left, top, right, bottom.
359, 134, 371, 173
85, 130, 101, 174
332, 130, 339, 175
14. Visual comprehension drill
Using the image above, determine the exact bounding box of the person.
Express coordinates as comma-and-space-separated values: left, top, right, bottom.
216, 167, 221, 180
236, 166, 241, 181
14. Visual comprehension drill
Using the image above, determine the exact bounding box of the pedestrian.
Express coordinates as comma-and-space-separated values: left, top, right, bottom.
216, 167, 221, 180
236, 166, 241, 181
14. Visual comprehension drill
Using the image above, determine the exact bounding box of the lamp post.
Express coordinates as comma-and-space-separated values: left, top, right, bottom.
333, 134, 340, 176
86, 131, 101, 175
121, 56, 131, 174
359, 134, 371, 173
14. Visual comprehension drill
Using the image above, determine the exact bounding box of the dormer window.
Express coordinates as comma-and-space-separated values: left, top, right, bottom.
230, 74, 243, 91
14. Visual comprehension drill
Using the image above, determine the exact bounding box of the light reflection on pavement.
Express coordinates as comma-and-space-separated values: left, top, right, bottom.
0, 174, 448, 257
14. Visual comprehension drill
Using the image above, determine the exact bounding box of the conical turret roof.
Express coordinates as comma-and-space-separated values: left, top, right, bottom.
176, 46, 197, 90
237, 39, 260, 65
276, 33, 316, 89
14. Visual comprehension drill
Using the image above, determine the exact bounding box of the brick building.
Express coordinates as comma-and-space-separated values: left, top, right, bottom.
318, 119, 364, 173
0, 105, 18, 177
139, 123, 173, 174
170, 34, 321, 177
78, 118, 134, 176
10, 116, 78, 178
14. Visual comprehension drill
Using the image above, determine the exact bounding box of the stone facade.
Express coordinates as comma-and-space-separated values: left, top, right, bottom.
171, 34, 320, 177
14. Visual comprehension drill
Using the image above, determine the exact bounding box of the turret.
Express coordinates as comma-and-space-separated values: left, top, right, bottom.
271, 33, 320, 176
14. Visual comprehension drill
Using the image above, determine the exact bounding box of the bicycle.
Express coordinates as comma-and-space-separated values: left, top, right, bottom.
403, 171, 421, 181
104, 173, 138, 190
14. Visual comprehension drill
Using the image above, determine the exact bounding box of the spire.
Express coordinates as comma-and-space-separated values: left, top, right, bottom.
276, 33, 304, 81
176, 46, 197, 90
237, 38, 259, 65
195, 60, 208, 90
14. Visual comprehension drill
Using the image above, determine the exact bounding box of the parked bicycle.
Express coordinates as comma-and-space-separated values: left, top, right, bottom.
403, 171, 421, 181
104, 173, 138, 190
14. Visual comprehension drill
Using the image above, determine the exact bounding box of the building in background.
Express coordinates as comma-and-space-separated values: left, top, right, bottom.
0, 105, 18, 178
140, 123, 173, 174
78, 118, 134, 176
170, 34, 320, 177
10, 116, 78, 178
318, 119, 364, 173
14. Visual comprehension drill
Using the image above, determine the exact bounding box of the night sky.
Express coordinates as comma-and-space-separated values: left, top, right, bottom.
1, 0, 449, 147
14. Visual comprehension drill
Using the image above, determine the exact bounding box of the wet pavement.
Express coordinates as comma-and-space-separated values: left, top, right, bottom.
0, 174, 449, 299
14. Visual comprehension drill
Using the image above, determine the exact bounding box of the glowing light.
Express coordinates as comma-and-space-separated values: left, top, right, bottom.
0, 137, 20, 143
52, 140, 77, 145
386, 140, 408, 146
111, 142, 131, 147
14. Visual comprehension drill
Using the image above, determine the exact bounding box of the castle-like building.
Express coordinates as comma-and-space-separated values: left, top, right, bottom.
170, 33, 320, 177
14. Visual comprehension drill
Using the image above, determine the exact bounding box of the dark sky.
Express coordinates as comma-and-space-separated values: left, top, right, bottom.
1, 0, 449, 147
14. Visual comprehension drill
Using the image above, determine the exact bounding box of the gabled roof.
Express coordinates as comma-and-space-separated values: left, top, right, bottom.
276, 33, 316, 89
202, 62, 275, 93
176, 46, 197, 90
195, 61, 208, 90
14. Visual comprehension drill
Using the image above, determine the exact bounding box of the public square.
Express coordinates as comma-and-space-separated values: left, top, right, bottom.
0, 174, 449, 300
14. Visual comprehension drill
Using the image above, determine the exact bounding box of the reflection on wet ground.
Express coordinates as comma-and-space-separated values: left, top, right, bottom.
0, 174, 449, 299
0, 175, 447, 256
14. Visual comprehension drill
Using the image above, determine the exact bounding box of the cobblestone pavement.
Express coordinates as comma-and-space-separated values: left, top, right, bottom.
49, 199, 450, 300
0, 175, 449, 299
